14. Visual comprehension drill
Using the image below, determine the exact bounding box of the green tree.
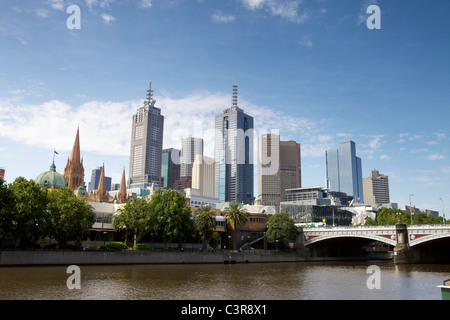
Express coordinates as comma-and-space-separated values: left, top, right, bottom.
8, 177, 48, 247
224, 202, 248, 250
114, 195, 153, 248
194, 205, 216, 249
266, 212, 299, 247
149, 189, 194, 249
0, 177, 15, 246
47, 187, 95, 248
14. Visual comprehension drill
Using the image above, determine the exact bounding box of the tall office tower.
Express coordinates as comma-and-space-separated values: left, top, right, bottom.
363, 169, 390, 205
192, 155, 215, 198
180, 136, 204, 177
88, 166, 112, 192
161, 148, 181, 190
214, 85, 254, 204
129, 81, 164, 186
258, 134, 301, 206
64, 127, 85, 191
326, 140, 364, 203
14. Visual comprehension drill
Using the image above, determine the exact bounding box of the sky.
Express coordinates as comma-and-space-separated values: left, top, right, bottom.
0, 0, 449, 216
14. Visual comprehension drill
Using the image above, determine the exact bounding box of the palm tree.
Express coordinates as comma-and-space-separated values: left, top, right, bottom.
224, 202, 248, 250
194, 205, 216, 250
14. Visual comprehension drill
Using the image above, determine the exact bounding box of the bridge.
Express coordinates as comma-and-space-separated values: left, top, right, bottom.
301, 224, 450, 263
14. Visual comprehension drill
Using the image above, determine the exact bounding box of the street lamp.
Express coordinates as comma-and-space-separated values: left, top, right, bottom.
228, 235, 231, 251
440, 198, 445, 224
409, 194, 414, 225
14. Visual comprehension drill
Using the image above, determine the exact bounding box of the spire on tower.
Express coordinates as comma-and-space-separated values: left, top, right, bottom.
232, 84, 238, 108
144, 81, 156, 109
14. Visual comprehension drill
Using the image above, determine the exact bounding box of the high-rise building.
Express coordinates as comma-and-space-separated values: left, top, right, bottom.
363, 169, 390, 205
88, 166, 112, 192
180, 136, 204, 177
64, 127, 84, 191
192, 155, 215, 198
258, 134, 301, 206
214, 85, 254, 204
129, 82, 164, 187
161, 148, 181, 190
326, 140, 364, 203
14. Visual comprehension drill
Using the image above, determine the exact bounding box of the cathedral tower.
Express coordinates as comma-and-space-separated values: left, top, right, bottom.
64, 127, 85, 191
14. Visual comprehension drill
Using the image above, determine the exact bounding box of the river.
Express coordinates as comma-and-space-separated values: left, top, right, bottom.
0, 261, 448, 300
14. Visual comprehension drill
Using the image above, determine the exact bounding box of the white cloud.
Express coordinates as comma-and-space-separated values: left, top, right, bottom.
211, 11, 235, 23
47, 0, 65, 11
298, 35, 313, 47
0, 89, 325, 162
380, 154, 390, 161
240, 0, 308, 23
101, 13, 116, 24
428, 153, 445, 161
139, 0, 153, 9
36, 9, 49, 18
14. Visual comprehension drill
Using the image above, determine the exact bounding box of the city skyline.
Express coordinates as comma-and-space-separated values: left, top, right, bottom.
1, 1, 450, 214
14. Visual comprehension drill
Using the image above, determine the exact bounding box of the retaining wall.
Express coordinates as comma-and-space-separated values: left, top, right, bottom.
0, 250, 309, 266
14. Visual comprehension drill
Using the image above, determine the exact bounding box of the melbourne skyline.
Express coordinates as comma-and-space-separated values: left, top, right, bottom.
1, 0, 449, 214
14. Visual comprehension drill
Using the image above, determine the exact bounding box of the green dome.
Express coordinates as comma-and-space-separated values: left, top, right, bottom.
74, 185, 88, 196
36, 162, 68, 190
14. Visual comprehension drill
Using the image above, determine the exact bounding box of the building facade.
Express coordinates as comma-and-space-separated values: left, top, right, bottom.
88, 166, 112, 193
214, 85, 254, 204
180, 136, 204, 177
161, 148, 181, 190
363, 169, 390, 205
192, 154, 215, 198
129, 82, 164, 187
326, 140, 364, 203
258, 134, 301, 206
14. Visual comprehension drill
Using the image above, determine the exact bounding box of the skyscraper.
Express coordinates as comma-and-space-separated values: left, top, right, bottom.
214, 85, 254, 204
161, 148, 181, 190
363, 169, 390, 205
129, 82, 164, 187
258, 134, 301, 206
192, 155, 215, 198
88, 166, 112, 192
326, 140, 364, 203
180, 136, 204, 177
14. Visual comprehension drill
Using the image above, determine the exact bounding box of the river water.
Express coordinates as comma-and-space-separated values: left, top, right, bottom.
0, 261, 449, 300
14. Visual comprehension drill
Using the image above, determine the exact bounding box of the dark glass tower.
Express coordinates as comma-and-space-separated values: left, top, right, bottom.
326, 140, 364, 203
214, 85, 254, 204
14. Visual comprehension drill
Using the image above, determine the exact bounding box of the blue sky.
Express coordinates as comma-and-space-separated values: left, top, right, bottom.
1, 0, 449, 216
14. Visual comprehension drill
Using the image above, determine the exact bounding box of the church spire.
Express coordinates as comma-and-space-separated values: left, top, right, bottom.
64, 127, 85, 191
117, 167, 128, 203
95, 164, 108, 202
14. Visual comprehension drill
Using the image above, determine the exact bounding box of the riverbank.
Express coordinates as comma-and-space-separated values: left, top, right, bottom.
0, 250, 317, 266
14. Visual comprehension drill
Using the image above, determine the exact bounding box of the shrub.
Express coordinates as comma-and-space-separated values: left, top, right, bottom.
100, 242, 128, 251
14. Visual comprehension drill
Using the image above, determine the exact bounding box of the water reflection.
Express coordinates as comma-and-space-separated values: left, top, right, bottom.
0, 262, 448, 300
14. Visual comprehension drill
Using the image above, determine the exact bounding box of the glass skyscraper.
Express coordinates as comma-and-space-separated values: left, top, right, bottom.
326, 140, 364, 203
214, 85, 254, 204
129, 82, 164, 187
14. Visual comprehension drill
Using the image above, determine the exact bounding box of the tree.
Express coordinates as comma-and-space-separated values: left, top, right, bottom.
224, 202, 248, 250
8, 177, 48, 247
149, 189, 194, 249
114, 195, 153, 248
266, 212, 299, 247
194, 205, 216, 249
0, 177, 15, 246
47, 187, 95, 248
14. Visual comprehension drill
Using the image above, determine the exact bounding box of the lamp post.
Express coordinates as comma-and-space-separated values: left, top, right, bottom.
440, 198, 445, 224
228, 235, 231, 252
409, 194, 414, 225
